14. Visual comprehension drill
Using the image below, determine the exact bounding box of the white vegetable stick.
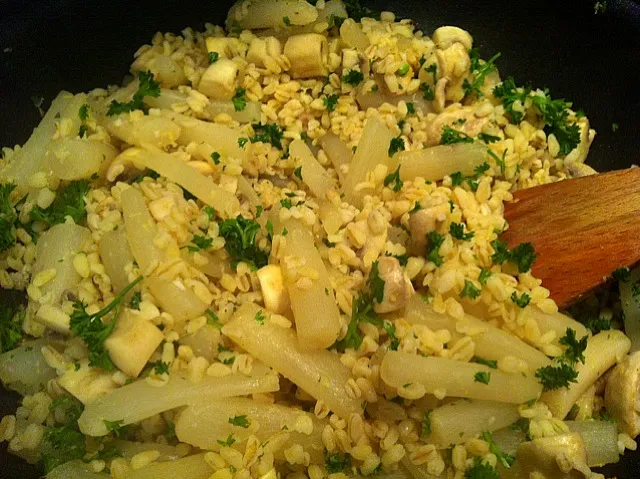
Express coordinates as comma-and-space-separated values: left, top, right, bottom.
98, 228, 135, 293
166, 112, 248, 162
341, 117, 394, 207
405, 295, 551, 371
126, 148, 240, 218
278, 219, 341, 349
222, 303, 362, 417
381, 351, 542, 404
104, 115, 181, 149
541, 330, 631, 418
144, 276, 208, 322
78, 371, 279, 436
524, 307, 589, 348
318, 132, 351, 183
1, 92, 81, 189
121, 186, 164, 272
44, 139, 118, 181
115, 441, 183, 461
339, 18, 370, 52
175, 398, 326, 462
127, 454, 212, 479
427, 399, 520, 446
398, 143, 487, 182
289, 139, 336, 200
565, 420, 619, 467
0, 340, 57, 395
33, 223, 91, 306
46, 460, 109, 479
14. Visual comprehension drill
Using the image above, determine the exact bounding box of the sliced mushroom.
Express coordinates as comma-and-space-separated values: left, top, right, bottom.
604, 351, 640, 438
373, 257, 414, 314
516, 433, 590, 479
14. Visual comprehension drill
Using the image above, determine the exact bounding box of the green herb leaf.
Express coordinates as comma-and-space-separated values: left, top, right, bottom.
612, 267, 631, 282
369, 261, 385, 304
474, 371, 491, 385
482, 431, 515, 468
478, 268, 493, 286
558, 328, 588, 365
250, 123, 284, 149
461, 280, 481, 300
203, 205, 216, 221
206, 309, 222, 329
535, 362, 579, 391
449, 222, 474, 241
255, 310, 266, 325
186, 234, 213, 253
103, 419, 127, 438
388, 136, 405, 157
477, 133, 500, 143
283, 16, 291, 26
232, 88, 247, 112
426, 231, 445, 266
463, 50, 501, 98
30, 180, 89, 226
473, 356, 498, 369
228, 415, 250, 428
421, 411, 432, 439
491, 240, 536, 273
397, 63, 410, 76
406, 102, 415, 115
325, 452, 352, 473
383, 165, 403, 192
493, 77, 531, 124
150, 361, 170, 375
510, 291, 531, 308
217, 434, 236, 447
218, 215, 269, 270
0, 304, 24, 353
441, 125, 474, 145
342, 70, 364, 86
40, 425, 86, 473
0, 183, 18, 253
211, 152, 221, 164
129, 292, 142, 310
420, 82, 435, 101
208, 51, 219, 64
324, 94, 339, 112
69, 276, 143, 370
107, 71, 160, 116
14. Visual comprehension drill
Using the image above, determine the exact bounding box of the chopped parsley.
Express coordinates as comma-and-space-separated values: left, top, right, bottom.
482, 431, 515, 468
325, 452, 352, 473
406, 102, 415, 114
477, 133, 500, 144
461, 280, 481, 300
203, 205, 216, 221
218, 215, 269, 270
0, 304, 24, 353
473, 356, 498, 369
464, 458, 500, 479
208, 51, 219, 64
425, 63, 438, 82
78, 104, 89, 138
580, 315, 611, 334
217, 434, 236, 447
420, 82, 435, 101
283, 16, 291, 26
294, 166, 303, 180
328, 14, 346, 29
342, 69, 364, 86
612, 266, 631, 282
211, 152, 221, 164
255, 310, 266, 325
369, 261, 385, 303
107, 71, 160, 116
490, 240, 536, 273
186, 234, 213, 253
206, 309, 222, 329
487, 148, 507, 175
232, 88, 247, 112
388, 136, 405, 157
40, 425, 86, 473
493, 77, 531, 124
463, 50, 501, 98
441, 125, 474, 145
150, 361, 170, 375
421, 411, 431, 439
510, 291, 531, 308
474, 371, 491, 385
384, 166, 403, 192
30, 180, 89, 226
324, 94, 339, 112
238, 137, 249, 148
478, 268, 493, 286
228, 415, 250, 428
426, 231, 445, 266
535, 328, 588, 391
449, 222, 474, 241
129, 291, 142, 310
0, 183, 18, 253
250, 122, 284, 149
69, 276, 143, 370
103, 419, 128, 438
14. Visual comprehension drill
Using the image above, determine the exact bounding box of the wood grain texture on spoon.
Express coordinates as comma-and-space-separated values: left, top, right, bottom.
501, 167, 640, 309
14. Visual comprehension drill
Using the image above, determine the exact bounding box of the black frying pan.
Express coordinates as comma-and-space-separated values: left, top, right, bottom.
1, 0, 639, 477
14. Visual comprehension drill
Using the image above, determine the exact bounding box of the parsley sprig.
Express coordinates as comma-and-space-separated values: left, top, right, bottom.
491, 240, 536, 273
463, 50, 501, 98
0, 183, 18, 253
218, 216, 269, 270
107, 71, 160, 116
535, 328, 588, 391
30, 180, 89, 226
69, 276, 143, 370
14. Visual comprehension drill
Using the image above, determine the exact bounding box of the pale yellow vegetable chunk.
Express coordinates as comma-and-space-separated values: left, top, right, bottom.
381, 351, 542, 404
125, 148, 239, 217
127, 454, 212, 479
104, 114, 181, 149
144, 276, 208, 322
222, 303, 362, 417
318, 132, 352, 183
405, 295, 551, 371
58, 361, 118, 405
289, 139, 336, 199
1, 91, 83, 190
33, 223, 91, 306
541, 330, 631, 418
341, 117, 394, 207
0, 340, 56, 395
428, 399, 520, 446
44, 139, 118, 180
179, 324, 221, 362
46, 460, 109, 479
339, 18, 370, 52
78, 371, 279, 436
278, 219, 341, 350
398, 142, 487, 182
104, 310, 164, 378
227, 0, 318, 29
175, 398, 326, 462
121, 186, 163, 272
98, 228, 135, 293
524, 307, 589, 348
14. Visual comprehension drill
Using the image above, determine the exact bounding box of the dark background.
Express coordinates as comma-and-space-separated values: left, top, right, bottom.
1, 0, 639, 477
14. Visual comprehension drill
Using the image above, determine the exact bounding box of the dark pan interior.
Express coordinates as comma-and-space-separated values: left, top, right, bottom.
1, 0, 639, 477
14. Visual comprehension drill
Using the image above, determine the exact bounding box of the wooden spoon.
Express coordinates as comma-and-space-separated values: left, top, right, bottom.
501, 167, 640, 309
